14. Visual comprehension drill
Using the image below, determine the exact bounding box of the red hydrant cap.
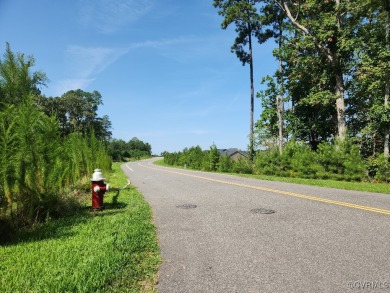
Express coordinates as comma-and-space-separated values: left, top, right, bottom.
91, 169, 106, 181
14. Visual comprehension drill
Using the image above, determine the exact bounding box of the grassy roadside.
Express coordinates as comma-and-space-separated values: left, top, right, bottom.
154, 159, 390, 194
0, 162, 161, 292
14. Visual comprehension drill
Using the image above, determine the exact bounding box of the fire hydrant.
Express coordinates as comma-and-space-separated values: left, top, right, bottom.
91, 169, 110, 211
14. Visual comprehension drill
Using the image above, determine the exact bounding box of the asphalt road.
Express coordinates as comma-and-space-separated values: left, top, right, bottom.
121, 158, 390, 293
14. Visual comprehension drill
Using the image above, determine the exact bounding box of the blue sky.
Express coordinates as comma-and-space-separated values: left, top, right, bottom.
0, 0, 278, 155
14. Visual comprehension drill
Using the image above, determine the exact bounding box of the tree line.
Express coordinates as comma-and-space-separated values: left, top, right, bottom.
163, 139, 376, 182
163, 145, 252, 173
213, 1, 390, 170
107, 137, 152, 161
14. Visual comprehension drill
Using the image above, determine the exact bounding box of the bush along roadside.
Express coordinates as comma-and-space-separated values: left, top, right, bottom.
162, 139, 390, 183
254, 139, 366, 181
0, 162, 161, 292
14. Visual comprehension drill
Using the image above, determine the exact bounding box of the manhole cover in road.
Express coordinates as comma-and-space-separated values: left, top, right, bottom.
250, 208, 275, 214
176, 204, 197, 209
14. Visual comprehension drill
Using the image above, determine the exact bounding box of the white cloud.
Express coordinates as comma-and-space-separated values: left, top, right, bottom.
48, 45, 128, 96
49, 36, 195, 96
128, 37, 196, 50
51, 78, 94, 97
78, 0, 153, 34
66, 45, 128, 77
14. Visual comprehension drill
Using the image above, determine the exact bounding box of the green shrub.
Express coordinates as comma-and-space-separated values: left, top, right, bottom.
187, 146, 206, 169
165, 146, 211, 171
164, 151, 180, 166
255, 141, 317, 177
343, 145, 365, 181
218, 155, 234, 172
366, 154, 390, 182
317, 139, 365, 181
317, 141, 344, 175
208, 144, 220, 171
254, 148, 282, 176
233, 157, 253, 174
162, 140, 370, 182
290, 144, 323, 179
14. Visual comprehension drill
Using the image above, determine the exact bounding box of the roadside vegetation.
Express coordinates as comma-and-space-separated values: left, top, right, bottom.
0, 163, 160, 292
161, 140, 390, 194
0, 43, 112, 238
0, 42, 153, 230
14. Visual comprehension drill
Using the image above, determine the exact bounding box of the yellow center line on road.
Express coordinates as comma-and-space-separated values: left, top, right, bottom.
136, 161, 390, 215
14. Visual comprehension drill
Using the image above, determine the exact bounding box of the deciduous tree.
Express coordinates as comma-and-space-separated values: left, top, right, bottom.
274, 0, 359, 140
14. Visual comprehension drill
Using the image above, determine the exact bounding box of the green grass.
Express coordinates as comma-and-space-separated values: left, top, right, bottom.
154, 159, 390, 194
0, 163, 161, 292
239, 174, 390, 194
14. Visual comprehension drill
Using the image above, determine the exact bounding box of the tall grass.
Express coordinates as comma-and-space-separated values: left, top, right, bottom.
63, 131, 111, 185
0, 98, 111, 228
0, 44, 112, 230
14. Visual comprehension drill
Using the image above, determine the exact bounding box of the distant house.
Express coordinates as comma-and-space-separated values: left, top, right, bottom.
218, 148, 247, 161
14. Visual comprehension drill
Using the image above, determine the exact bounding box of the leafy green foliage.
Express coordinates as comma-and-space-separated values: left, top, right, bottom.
164, 145, 252, 174
163, 151, 181, 166
365, 154, 390, 183
253, 0, 389, 156
107, 137, 152, 161
37, 89, 112, 142
161, 137, 381, 183
186, 146, 205, 169
254, 140, 366, 181
208, 144, 221, 171
256, 75, 279, 148
254, 147, 281, 176
316, 139, 365, 181
218, 155, 234, 173
233, 157, 253, 174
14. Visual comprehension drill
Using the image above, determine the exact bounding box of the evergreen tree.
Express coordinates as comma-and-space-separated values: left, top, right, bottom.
213, 0, 266, 160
